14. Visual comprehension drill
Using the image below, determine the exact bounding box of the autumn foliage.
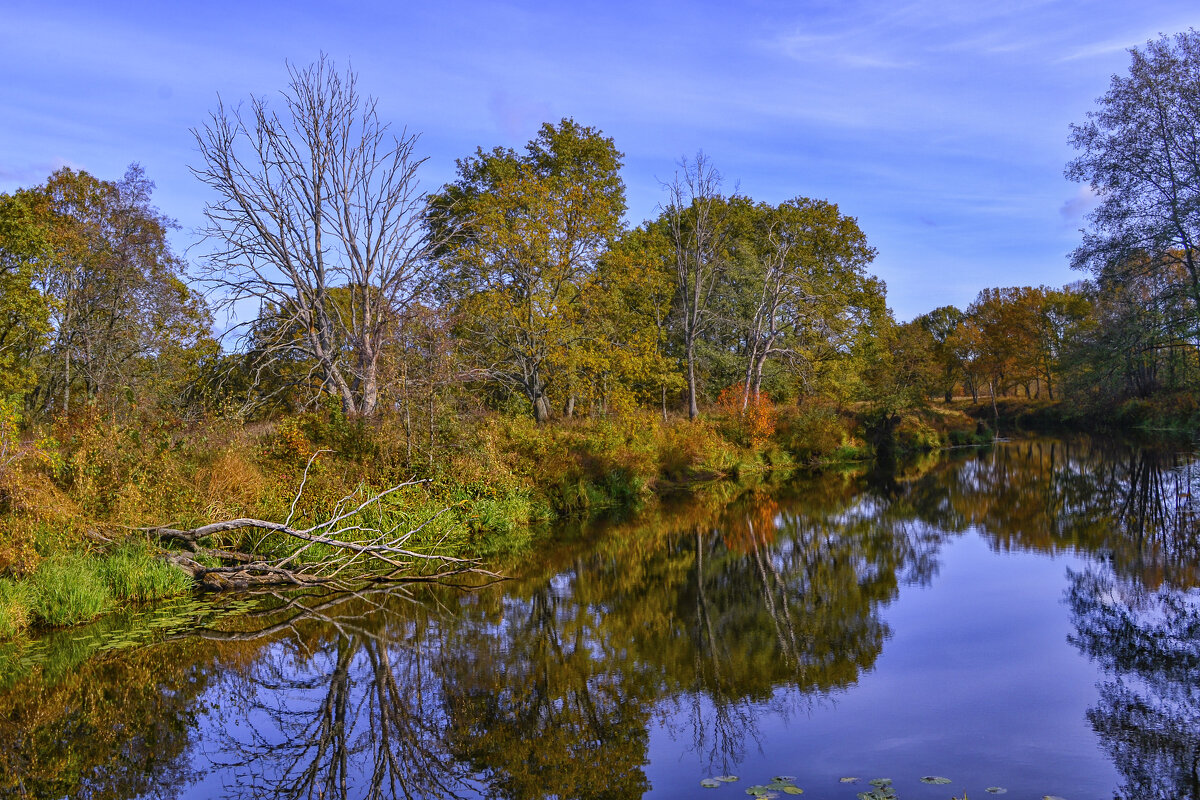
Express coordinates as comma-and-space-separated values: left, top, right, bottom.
715, 384, 778, 448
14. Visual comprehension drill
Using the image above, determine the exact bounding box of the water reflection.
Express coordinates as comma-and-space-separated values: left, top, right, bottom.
940, 438, 1200, 587
2, 436, 1199, 799
209, 589, 477, 800
0, 632, 218, 799
1067, 567, 1200, 800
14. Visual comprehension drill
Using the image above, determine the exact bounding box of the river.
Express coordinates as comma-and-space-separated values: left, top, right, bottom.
2, 436, 1199, 800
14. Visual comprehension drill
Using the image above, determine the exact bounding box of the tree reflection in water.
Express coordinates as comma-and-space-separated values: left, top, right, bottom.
5, 436, 1200, 799
206, 587, 482, 800
1067, 568, 1200, 800
197, 467, 953, 799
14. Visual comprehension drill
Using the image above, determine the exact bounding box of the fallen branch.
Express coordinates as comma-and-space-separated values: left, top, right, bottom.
147, 457, 502, 589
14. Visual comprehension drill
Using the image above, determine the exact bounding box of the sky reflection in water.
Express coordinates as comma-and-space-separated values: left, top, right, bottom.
2, 436, 1199, 800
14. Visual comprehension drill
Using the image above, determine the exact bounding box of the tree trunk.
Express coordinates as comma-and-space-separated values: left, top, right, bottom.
534, 393, 552, 424
990, 378, 999, 427
687, 344, 699, 421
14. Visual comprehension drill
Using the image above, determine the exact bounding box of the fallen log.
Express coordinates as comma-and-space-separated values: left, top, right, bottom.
146, 453, 502, 589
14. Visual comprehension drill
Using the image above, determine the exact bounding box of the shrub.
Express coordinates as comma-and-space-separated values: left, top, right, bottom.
714, 385, 777, 448
778, 405, 846, 463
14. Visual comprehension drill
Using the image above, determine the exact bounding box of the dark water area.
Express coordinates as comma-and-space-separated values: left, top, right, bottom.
3, 436, 1200, 800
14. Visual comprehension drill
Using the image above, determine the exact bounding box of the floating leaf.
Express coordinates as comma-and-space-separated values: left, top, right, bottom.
716, 776, 739, 783
701, 779, 721, 789
1043, 796, 1067, 800
773, 776, 796, 783
985, 789, 1007, 795
921, 776, 952, 785
869, 778, 893, 787
857, 792, 890, 800
746, 787, 771, 797
840, 777, 860, 783
782, 787, 804, 795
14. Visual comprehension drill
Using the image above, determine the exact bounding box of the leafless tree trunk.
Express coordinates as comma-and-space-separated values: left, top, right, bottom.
192, 56, 442, 417
663, 153, 729, 421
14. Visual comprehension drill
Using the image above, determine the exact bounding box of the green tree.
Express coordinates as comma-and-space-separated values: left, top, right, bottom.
0, 190, 53, 397
579, 224, 683, 417
916, 304, 964, 402
432, 119, 626, 422
735, 198, 880, 407
30, 165, 211, 417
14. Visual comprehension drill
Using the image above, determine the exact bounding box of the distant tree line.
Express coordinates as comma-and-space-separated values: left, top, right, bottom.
3, 34, 1200, 446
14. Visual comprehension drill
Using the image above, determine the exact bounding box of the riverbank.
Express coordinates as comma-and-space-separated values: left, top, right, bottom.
0, 403, 984, 640
956, 391, 1200, 436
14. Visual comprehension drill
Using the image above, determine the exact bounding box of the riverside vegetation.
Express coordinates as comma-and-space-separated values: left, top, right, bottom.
0, 399, 986, 640
3, 33, 1200, 639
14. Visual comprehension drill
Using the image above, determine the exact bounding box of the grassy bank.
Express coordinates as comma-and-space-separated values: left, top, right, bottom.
0, 402, 983, 640
958, 391, 1200, 436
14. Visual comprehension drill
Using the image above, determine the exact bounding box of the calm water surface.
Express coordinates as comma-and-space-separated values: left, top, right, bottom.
3, 436, 1200, 800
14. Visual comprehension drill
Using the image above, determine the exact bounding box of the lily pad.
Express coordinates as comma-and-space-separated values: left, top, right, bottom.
1043, 796, 1068, 800
985, 789, 1007, 795
746, 787, 771, 797
869, 778, 893, 787
840, 777, 860, 783
921, 776, 952, 785
701, 779, 721, 789
772, 776, 796, 783
715, 776, 739, 783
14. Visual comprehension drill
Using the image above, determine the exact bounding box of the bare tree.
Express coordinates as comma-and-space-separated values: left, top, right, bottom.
663, 153, 730, 420
192, 56, 437, 417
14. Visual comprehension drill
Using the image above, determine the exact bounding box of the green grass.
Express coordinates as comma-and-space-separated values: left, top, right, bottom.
29, 555, 114, 627
0, 540, 192, 638
0, 579, 33, 639
98, 540, 193, 603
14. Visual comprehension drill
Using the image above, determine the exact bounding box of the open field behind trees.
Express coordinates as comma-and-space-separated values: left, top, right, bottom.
3, 34, 1200, 637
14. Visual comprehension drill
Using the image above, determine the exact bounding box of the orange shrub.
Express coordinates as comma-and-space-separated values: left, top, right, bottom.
714, 384, 778, 448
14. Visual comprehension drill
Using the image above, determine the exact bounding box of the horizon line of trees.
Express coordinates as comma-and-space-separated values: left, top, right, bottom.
2, 34, 1200, 446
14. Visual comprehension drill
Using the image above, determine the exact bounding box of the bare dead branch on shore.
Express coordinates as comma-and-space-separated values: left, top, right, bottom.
147, 458, 503, 590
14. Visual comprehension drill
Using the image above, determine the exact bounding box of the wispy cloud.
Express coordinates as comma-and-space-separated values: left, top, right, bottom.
1058, 36, 1143, 62
1060, 184, 1101, 222
771, 30, 916, 69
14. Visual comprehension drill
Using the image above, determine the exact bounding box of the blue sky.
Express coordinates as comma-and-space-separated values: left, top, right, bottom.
3, 0, 1198, 320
